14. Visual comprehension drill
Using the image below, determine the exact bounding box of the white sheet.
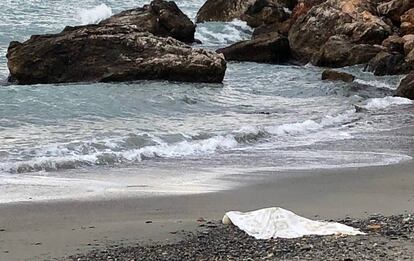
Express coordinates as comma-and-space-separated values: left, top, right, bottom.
222, 207, 364, 239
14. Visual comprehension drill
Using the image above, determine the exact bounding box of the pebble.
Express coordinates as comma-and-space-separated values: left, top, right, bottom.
68, 213, 414, 261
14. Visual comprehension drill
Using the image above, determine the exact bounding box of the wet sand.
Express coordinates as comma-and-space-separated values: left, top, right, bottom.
0, 160, 413, 260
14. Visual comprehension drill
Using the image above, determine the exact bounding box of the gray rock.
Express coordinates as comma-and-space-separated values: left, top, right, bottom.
7, 26, 226, 85
216, 32, 291, 63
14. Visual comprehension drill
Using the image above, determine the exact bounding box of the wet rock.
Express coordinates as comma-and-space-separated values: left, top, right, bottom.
217, 32, 291, 63
100, 0, 196, 43
377, 0, 414, 24
396, 71, 414, 99
365, 51, 409, 76
289, 0, 392, 63
312, 35, 385, 67
7, 26, 226, 85
196, 0, 296, 27
321, 69, 355, 82
401, 8, 414, 35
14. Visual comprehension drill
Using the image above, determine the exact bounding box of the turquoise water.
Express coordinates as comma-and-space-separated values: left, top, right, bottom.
0, 1, 413, 202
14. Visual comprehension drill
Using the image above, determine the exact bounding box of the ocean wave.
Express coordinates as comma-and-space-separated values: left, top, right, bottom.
354, 79, 394, 90
0, 110, 358, 174
195, 20, 252, 47
363, 97, 413, 110
77, 4, 113, 25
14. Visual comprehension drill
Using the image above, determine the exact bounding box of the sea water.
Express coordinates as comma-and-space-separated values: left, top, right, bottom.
0, 0, 413, 203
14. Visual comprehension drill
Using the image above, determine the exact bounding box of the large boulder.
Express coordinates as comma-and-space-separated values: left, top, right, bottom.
196, 0, 296, 27
311, 35, 385, 67
216, 32, 291, 63
7, 26, 226, 85
100, 0, 196, 43
289, 0, 392, 63
396, 71, 414, 99
377, 0, 414, 24
401, 8, 414, 35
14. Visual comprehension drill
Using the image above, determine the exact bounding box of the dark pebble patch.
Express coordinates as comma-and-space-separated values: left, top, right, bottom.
67, 214, 414, 261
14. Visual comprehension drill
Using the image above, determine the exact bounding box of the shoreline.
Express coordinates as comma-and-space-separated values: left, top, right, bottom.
1, 160, 413, 260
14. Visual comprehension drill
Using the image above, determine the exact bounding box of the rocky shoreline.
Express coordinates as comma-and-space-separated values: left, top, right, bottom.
68, 213, 414, 260
4, 0, 414, 97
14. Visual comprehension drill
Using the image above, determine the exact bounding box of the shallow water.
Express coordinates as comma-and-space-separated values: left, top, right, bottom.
0, 0, 413, 203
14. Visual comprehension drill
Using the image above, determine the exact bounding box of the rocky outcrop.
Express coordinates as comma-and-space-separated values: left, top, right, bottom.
100, 0, 196, 43
196, 0, 296, 28
396, 71, 414, 99
216, 32, 290, 63
322, 69, 355, 82
312, 35, 385, 67
7, 25, 226, 85
289, 0, 392, 63
377, 0, 414, 24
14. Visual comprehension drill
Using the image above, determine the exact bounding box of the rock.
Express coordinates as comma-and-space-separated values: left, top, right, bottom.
242, 0, 291, 28
196, 0, 296, 27
289, 0, 392, 62
382, 35, 405, 54
7, 26, 226, 85
401, 8, 414, 35
312, 35, 384, 67
396, 71, 414, 99
377, 0, 414, 24
252, 20, 292, 37
403, 34, 414, 55
290, 0, 326, 23
216, 32, 291, 63
100, 0, 196, 43
365, 51, 409, 75
321, 69, 355, 82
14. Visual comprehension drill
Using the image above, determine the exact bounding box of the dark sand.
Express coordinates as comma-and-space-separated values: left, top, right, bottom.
0, 160, 413, 260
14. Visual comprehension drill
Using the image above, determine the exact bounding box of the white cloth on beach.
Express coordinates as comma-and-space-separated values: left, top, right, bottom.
222, 207, 364, 239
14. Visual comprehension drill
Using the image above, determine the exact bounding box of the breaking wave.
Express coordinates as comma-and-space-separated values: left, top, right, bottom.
195, 20, 253, 47
78, 4, 113, 25
363, 96, 413, 110
0, 111, 357, 174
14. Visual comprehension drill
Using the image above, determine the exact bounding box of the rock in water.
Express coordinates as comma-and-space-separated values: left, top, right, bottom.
7, 26, 226, 85
396, 72, 414, 99
289, 0, 392, 63
321, 69, 355, 82
100, 0, 196, 43
365, 51, 410, 76
216, 32, 291, 63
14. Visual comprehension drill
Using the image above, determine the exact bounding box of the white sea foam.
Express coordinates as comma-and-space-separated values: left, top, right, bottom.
78, 4, 112, 25
354, 79, 394, 89
195, 19, 252, 46
0, 110, 358, 174
265, 110, 354, 136
364, 97, 413, 110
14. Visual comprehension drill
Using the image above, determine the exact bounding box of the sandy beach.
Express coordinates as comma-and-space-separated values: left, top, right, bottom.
1, 160, 413, 260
